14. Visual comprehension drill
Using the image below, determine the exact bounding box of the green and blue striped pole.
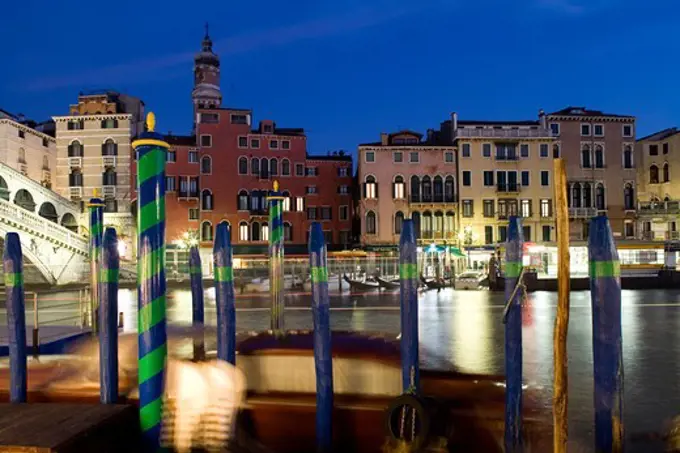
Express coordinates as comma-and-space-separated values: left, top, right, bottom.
588, 216, 624, 453
268, 180, 285, 332
214, 222, 235, 364
88, 191, 104, 332
189, 246, 205, 360
309, 222, 333, 451
99, 227, 119, 404
399, 219, 419, 392
132, 112, 168, 448
4, 233, 27, 403
504, 216, 524, 453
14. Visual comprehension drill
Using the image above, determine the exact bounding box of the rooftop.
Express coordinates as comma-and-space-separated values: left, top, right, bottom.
306, 152, 352, 162
637, 127, 680, 142
457, 120, 540, 127
547, 106, 634, 119
166, 134, 196, 146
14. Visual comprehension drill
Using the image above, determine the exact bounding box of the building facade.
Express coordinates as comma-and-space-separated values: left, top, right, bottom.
545, 107, 637, 240
357, 130, 458, 248
53, 91, 145, 249
635, 127, 680, 240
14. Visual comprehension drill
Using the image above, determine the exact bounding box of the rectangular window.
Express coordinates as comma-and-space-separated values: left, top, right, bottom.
238, 136, 248, 148
200, 113, 219, 124
482, 143, 491, 158
462, 143, 471, 157
306, 186, 318, 194
542, 225, 551, 242
231, 114, 248, 124
189, 177, 199, 196
339, 185, 350, 194
338, 167, 349, 177
166, 176, 176, 192
541, 170, 550, 186
499, 226, 508, 242
444, 152, 454, 163
305, 167, 319, 176
521, 199, 532, 218
540, 144, 549, 158
365, 151, 375, 163
167, 150, 176, 162
540, 199, 552, 218
17, 129, 25, 138
522, 225, 531, 242
650, 144, 659, 156
521, 171, 530, 187
295, 163, 304, 176
483, 200, 495, 218
251, 138, 260, 148
263, 124, 273, 133
581, 124, 591, 136
550, 123, 560, 136
496, 143, 517, 160
393, 152, 403, 163
520, 144, 529, 158
200, 135, 212, 147
270, 140, 279, 149
409, 152, 419, 163
307, 207, 317, 220
320, 206, 332, 220
104, 199, 118, 213
339, 231, 351, 245
296, 197, 305, 212
188, 151, 198, 163
42, 138, 49, 147
463, 171, 471, 186
594, 124, 604, 137
462, 200, 473, 217
282, 140, 290, 150
623, 125, 633, 137
188, 208, 199, 220
663, 143, 669, 154
483, 171, 494, 187
339, 205, 349, 221
485, 226, 494, 244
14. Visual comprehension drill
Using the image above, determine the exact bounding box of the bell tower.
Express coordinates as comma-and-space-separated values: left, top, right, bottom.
192, 23, 222, 113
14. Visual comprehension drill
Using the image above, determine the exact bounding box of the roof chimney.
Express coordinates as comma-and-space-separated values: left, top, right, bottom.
450, 112, 458, 141
538, 109, 547, 129
426, 129, 434, 143
380, 133, 389, 146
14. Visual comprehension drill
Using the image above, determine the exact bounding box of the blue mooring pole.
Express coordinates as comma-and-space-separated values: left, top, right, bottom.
588, 216, 624, 453
4, 233, 26, 403
309, 222, 333, 452
214, 222, 236, 364
189, 246, 205, 360
100, 227, 119, 404
399, 219, 419, 392
504, 216, 524, 452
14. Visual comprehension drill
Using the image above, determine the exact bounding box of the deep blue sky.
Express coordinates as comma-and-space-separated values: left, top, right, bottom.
2, 0, 679, 155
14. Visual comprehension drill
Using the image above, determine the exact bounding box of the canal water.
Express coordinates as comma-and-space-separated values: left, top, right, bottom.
11, 287, 680, 452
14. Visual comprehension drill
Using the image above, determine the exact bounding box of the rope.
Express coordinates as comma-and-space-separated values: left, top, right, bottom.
502, 266, 527, 324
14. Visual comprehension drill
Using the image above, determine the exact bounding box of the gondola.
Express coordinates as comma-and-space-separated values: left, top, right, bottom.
375, 276, 400, 290
420, 275, 454, 290
342, 274, 380, 291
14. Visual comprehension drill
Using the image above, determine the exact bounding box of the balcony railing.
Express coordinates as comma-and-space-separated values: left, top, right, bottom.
667, 231, 680, 241
103, 156, 116, 168
638, 200, 680, 215
641, 231, 655, 240
569, 207, 597, 218
68, 157, 82, 168
103, 185, 116, 198
495, 154, 519, 161
409, 195, 457, 204
178, 190, 199, 199
419, 231, 457, 241
496, 184, 521, 193
455, 128, 554, 139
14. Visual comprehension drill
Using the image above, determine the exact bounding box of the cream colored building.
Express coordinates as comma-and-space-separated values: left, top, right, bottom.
52, 92, 144, 245
635, 127, 680, 240
0, 110, 56, 189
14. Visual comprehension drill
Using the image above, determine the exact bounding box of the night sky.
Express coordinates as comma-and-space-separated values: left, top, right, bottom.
2, 0, 679, 156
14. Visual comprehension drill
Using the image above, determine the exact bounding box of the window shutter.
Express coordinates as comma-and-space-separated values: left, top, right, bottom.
113, 144, 118, 155
68, 144, 73, 156
374, 183, 379, 198
101, 143, 106, 155
392, 182, 396, 199
362, 183, 366, 198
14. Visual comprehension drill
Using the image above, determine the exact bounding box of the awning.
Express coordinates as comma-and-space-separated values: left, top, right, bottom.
449, 247, 466, 258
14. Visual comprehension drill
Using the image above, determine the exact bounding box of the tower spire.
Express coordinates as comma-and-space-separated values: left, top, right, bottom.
204, 22, 210, 40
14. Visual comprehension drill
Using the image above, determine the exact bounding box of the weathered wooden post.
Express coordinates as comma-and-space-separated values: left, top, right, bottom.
589, 215, 624, 453
4, 233, 26, 403
133, 112, 168, 448
309, 222, 333, 452
400, 219, 419, 392
503, 216, 524, 452
189, 246, 205, 360
214, 222, 236, 364
100, 227, 119, 404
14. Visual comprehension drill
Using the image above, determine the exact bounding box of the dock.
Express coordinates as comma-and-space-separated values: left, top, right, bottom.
0, 403, 139, 452
0, 326, 91, 356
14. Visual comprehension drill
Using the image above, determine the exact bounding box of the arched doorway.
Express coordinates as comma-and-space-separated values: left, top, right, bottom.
38, 202, 58, 223
60, 213, 78, 232
14, 189, 36, 212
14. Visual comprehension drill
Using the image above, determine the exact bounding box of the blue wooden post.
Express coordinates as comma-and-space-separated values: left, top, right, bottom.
399, 219, 419, 392
588, 216, 624, 453
100, 227, 119, 404
4, 233, 26, 403
309, 222, 333, 452
504, 216, 524, 452
189, 246, 205, 360
214, 222, 235, 364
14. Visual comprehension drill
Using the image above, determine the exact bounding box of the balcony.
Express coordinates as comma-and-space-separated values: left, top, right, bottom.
496, 184, 521, 193
103, 156, 116, 168
638, 200, 680, 215
68, 157, 82, 168
409, 195, 457, 207
641, 231, 655, 241
569, 207, 597, 218
667, 231, 680, 241
495, 154, 520, 162
178, 190, 199, 199
69, 187, 82, 200
102, 185, 116, 199
419, 231, 457, 241
455, 128, 554, 139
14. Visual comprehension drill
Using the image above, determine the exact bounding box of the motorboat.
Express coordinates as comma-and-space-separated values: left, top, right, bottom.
455, 271, 487, 290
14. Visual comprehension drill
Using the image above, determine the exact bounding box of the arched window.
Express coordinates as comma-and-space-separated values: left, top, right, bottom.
583, 182, 592, 208
281, 159, 290, 176
366, 211, 377, 235
201, 221, 213, 241
68, 141, 83, 157
102, 139, 117, 156
250, 190, 261, 211
393, 175, 405, 199
410, 176, 420, 202
17, 148, 26, 164
394, 211, 404, 235
422, 211, 433, 239
422, 176, 432, 202
284, 222, 293, 241
102, 168, 117, 186
364, 175, 377, 199
239, 222, 249, 241
237, 190, 249, 210
572, 183, 581, 208
251, 157, 260, 175
42, 156, 49, 170
623, 146, 633, 169
596, 183, 606, 210
261, 222, 269, 241
202, 156, 212, 174
553, 144, 560, 159
236, 157, 246, 175
594, 145, 604, 168
445, 211, 455, 237
260, 158, 269, 178
201, 189, 213, 211
444, 176, 455, 202
624, 183, 635, 210
650, 164, 659, 184
282, 191, 291, 211
581, 145, 591, 168
270, 158, 278, 176
663, 162, 670, 183
433, 211, 444, 237
251, 222, 261, 241
433, 176, 443, 202
412, 212, 421, 239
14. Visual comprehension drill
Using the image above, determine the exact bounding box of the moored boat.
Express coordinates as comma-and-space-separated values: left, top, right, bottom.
343, 274, 380, 291
375, 276, 400, 290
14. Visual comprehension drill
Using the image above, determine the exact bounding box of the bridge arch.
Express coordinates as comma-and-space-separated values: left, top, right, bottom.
60, 212, 78, 232
14, 189, 36, 212
0, 175, 8, 201
38, 202, 58, 223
